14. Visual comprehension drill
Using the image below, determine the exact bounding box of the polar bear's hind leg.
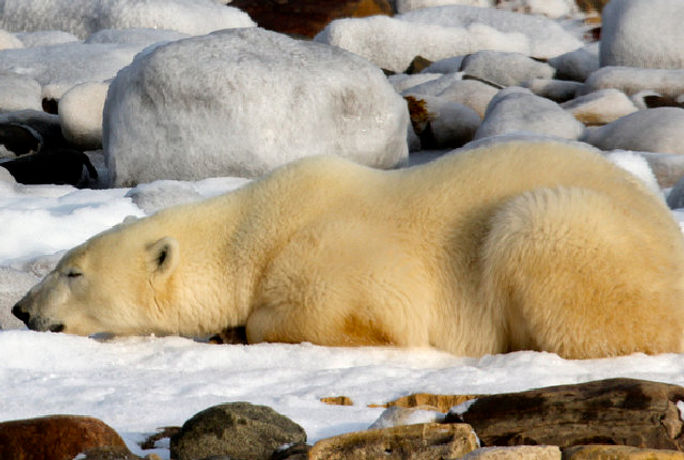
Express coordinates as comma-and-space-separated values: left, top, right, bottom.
481, 186, 684, 359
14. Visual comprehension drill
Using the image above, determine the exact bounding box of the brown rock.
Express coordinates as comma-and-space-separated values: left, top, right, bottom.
463, 445, 561, 459
228, 0, 393, 38
574, 0, 610, 13
406, 56, 432, 74
0, 415, 129, 460
320, 396, 354, 406
308, 422, 478, 459
563, 445, 684, 459
452, 378, 684, 450
370, 392, 479, 413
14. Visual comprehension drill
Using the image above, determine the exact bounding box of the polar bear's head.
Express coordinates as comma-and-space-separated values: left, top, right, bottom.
12, 226, 181, 336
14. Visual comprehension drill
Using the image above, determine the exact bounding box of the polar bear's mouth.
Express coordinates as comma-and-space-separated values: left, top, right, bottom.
49, 324, 64, 333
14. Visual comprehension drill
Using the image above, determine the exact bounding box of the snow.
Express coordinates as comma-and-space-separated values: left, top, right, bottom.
3, 330, 684, 459
0, 72, 42, 112
104, 28, 409, 186
0, 42, 145, 99
14, 30, 80, 48
0, 0, 255, 39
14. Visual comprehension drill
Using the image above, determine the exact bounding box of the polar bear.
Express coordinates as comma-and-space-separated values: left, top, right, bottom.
12, 140, 684, 359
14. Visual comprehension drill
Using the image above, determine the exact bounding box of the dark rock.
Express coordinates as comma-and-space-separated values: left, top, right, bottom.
450, 378, 684, 450
0, 415, 129, 460
1, 148, 98, 188
42, 97, 59, 114
227, 0, 392, 38
139, 426, 180, 450
271, 442, 311, 460
0, 123, 41, 156
170, 402, 307, 460
667, 174, 684, 209
78, 445, 143, 459
405, 55, 432, 74
308, 422, 478, 459
0, 110, 70, 156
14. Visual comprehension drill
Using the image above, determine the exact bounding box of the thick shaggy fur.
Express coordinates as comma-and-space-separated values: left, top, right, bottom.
13, 140, 684, 358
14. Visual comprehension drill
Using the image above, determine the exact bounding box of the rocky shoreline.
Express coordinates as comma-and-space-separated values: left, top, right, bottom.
3, 378, 684, 459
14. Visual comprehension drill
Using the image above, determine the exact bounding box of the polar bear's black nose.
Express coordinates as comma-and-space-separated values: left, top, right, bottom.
12, 303, 30, 324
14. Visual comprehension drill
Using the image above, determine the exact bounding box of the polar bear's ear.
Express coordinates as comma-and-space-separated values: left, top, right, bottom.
147, 237, 179, 277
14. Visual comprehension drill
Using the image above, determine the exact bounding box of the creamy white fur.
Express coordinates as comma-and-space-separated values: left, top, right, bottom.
14, 140, 684, 358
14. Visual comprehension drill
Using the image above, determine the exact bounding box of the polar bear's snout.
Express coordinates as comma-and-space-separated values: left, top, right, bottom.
12, 300, 65, 333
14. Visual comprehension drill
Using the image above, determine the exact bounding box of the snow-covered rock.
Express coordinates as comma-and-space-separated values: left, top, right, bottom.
523, 79, 582, 103
315, 15, 529, 73
496, 0, 579, 18
0, 0, 255, 39
0, 30, 23, 50
388, 73, 443, 93
475, 87, 585, 140
85, 28, 190, 47
422, 56, 464, 74
0, 42, 145, 99
14, 30, 80, 48
460, 51, 555, 87
582, 108, 684, 155
548, 43, 599, 82
396, 0, 492, 13
561, 89, 638, 126
581, 67, 684, 100
404, 94, 481, 148
397, 5, 583, 58
433, 79, 499, 118
59, 81, 110, 150
600, 0, 684, 69
400, 73, 464, 97
0, 72, 42, 112
104, 28, 409, 186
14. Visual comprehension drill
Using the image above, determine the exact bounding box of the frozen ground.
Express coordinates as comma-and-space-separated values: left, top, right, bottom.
2, 170, 684, 459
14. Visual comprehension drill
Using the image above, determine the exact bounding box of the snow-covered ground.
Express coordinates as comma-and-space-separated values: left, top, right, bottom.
1, 169, 684, 459
2, 0, 684, 458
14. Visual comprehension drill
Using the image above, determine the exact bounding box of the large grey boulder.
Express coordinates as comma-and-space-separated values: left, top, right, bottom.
104, 28, 409, 186
600, 0, 684, 68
